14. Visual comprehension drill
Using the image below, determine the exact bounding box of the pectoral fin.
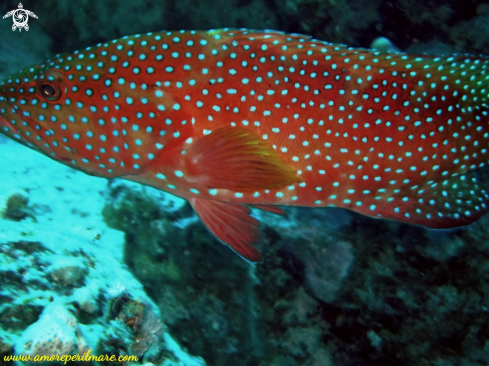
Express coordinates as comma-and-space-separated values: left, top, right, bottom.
185, 127, 301, 192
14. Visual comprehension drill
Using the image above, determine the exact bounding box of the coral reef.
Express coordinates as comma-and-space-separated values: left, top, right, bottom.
0, 137, 205, 366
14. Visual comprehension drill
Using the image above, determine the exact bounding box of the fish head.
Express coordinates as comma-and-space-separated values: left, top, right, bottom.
0, 46, 191, 178
0, 60, 106, 174
0, 64, 53, 152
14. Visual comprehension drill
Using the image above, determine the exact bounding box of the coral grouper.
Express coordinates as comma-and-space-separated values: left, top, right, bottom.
1, 29, 489, 261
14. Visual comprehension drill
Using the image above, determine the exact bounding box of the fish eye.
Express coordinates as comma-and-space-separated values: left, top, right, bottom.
39, 82, 61, 101
36, 70, 65, 102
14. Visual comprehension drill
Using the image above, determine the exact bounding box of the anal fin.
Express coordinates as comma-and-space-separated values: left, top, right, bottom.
251, 205, 286, 216
190, 198, 262, 262
369, 168, 489, 229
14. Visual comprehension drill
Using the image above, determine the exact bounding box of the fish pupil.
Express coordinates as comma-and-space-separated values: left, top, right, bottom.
41, 83, 56, 96
39, 82, 61, 101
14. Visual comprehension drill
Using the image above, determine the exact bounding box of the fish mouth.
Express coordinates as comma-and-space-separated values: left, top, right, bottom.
0, 98, 45, 152
0, 97, 79, 164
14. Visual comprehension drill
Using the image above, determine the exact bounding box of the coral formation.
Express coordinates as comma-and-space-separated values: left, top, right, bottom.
15, 304, 88, 360
0, 190, 34, 222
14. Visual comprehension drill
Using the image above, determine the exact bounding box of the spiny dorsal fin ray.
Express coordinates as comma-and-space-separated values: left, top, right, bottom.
209, 28, 350, 55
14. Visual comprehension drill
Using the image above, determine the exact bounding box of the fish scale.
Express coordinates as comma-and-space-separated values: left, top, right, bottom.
1, 28, 489, 261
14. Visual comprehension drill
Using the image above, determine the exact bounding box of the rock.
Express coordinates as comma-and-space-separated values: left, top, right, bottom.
303, 241, 354, 303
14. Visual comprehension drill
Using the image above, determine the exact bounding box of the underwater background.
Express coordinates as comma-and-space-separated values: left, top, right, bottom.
1, 0, 489, 365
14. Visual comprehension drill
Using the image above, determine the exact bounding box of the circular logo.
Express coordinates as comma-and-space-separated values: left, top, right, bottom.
12, 8, 28, 29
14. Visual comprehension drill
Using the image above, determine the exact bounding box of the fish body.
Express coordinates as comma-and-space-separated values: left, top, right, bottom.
1, 29, 489, 261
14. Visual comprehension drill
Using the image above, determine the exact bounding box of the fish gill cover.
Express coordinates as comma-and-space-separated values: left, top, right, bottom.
1, 0, 489, 366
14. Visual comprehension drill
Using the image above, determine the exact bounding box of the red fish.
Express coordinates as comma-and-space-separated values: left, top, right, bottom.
1, 29, 489, 261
